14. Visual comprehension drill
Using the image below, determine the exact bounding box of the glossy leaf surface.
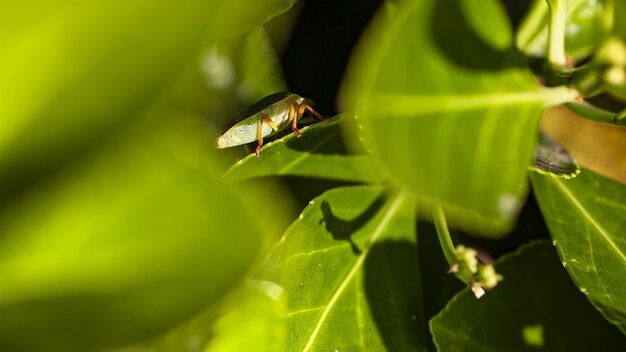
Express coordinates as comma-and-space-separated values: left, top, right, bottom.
431, 241, 626, 351
342, 0, 576, 235
531, 168, 626, 333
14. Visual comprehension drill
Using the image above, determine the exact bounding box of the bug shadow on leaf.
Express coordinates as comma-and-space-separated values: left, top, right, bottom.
318, 195, 384, 255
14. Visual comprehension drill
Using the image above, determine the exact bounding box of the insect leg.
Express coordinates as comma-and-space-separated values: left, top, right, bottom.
255, 113, 273, 158
290, 102, 302, 137
302, 103, 326, 121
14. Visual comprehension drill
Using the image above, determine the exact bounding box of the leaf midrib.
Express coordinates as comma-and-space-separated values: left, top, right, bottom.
301, 190, 408, 352
368, 87, 576, 117
550, 177, 626, 264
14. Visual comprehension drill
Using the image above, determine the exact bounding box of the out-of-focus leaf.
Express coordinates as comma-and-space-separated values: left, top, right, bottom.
531, 130, 580, 179
222, 114, 384, 184
459, 0, 512, 51
200, 25, 287, 111
207, 280, 285, 352
430, 241, 626, 351
206, 0, 296, 42
207, 186, 427, 351
615, 0, 626, 39
531, 168, 626, 333
238, 26, 288, 103
0, 115, 263, 351
0, 0, 294, 189
341, 0, 577, 236
516, 0, 606, 60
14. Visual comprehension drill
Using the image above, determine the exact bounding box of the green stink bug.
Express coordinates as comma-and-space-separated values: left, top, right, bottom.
216, 92, 325, 157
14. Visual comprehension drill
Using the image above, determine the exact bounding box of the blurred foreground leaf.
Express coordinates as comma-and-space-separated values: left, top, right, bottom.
531, 168, 626, 333
430, 241, 626, 351
238, 26, 288, 102
223, 114, 383, 183
207, 280, 285, 352
341, 0, 576, 235
0, 0, 294, 189
0, 115, 263, 351
208, 185, 427, 351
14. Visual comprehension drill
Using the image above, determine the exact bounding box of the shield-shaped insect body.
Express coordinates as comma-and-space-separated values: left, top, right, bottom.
216, 91, 325, 157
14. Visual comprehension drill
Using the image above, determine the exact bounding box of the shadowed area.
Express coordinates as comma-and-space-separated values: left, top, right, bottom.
364, 240, 425, 351
318, 194, 385, 254
431, 0, 526, 71
284, 118, 349, 155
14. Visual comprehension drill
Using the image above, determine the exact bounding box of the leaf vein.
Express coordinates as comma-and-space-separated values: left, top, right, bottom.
301, 191, 408, 352
550, 178, 626, 264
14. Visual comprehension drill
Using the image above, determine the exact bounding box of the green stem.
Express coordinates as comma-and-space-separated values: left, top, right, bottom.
432, 204, 456, 267
546, 0, 567, 68
564, 102, 626, 128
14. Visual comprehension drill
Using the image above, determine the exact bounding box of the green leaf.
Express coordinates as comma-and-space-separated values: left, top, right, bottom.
531, 130, 580, 179
206, 0, 296, 42
238, 26, 288, 103
200, 25, 287, 110
459, 0, 512, 51
430, 241, 626, 351
341, 0, 577, 235
531, 168, 626, 333
208, 185, 428, 351
222, 114, 384, 184
0, 0, 293, 188
614, 0, 626, 39
516, 0, 606, 60
0, 116, 264, 351
207, 280, 285, 352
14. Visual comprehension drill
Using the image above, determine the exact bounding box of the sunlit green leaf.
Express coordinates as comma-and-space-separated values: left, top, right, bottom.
430, 241, 626, 351
0, 116, 263, 351
207, 280, 285, 352
531, 168, 626, 333
341, 0, 577, 236
516, 0, 606, 60
223, 114, 384, 184
208, 185, 427, 351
